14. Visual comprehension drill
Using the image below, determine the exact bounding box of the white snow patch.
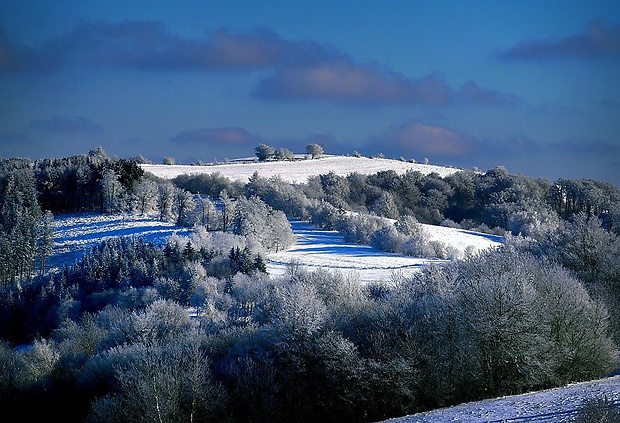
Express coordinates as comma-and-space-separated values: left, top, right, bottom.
265, 220, 501, 284
49, 213, 190, 270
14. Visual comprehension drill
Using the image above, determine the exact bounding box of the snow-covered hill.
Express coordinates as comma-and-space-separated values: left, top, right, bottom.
50, 213, 501, 283
141, 155, 462, 183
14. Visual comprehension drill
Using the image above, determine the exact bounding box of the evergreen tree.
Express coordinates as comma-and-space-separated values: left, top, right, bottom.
36, 210, 55, 280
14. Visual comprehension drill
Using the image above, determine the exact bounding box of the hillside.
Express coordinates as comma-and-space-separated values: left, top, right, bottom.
267, 219, 501, 284
5, 153, 618, 422
50, 213, 501, 285
141, 155, 463, 183
48, 213, 620, 422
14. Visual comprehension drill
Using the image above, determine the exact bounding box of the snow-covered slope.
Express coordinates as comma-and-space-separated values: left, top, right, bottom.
266, 220, 501, 284
379, 375, 620, 423
141, 155, 462, 183
50, 213, 501, 283
49, 213, 190, 270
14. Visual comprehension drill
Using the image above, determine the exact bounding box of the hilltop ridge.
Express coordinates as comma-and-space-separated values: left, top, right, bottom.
141, 155, 463, 183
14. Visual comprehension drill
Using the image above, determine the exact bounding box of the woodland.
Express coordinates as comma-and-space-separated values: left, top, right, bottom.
1, 146, 620, 422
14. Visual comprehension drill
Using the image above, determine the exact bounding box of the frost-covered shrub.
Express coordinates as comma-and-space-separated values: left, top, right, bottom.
430, 240, 460, 260
334, 213, 387, 244
440, 218, 461, 228
394, 215, 420, 236
370, 224, 403, 253
307, 199, 340, 229
393, 216, 436, 257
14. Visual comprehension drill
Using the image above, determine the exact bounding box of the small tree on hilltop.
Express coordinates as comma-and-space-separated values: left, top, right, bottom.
255, 144, 275, 161
275, 148, 295, 161
306, 143, 324, 159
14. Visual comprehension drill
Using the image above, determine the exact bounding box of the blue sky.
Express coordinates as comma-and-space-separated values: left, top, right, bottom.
1, 1, 619, 186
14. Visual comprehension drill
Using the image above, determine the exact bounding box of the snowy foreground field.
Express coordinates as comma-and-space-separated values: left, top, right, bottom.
380, 375, 620, 423
49, 212, 620, 421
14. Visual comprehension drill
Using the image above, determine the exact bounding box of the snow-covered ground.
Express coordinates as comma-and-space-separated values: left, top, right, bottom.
50, 213, 501, 283
379, 375, 620, 423
266, 219, 501, 284
141, 155, 462, 183
49, 213, 190, 270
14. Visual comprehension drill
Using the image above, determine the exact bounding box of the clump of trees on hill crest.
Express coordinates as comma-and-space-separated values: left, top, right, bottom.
254, 143, 324, 161
1, 147, 619, 422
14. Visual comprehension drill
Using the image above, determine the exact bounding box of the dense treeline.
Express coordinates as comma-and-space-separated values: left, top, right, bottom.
299, 166, 620, 236
0, 248, 616, 422
1, 149, 620, 422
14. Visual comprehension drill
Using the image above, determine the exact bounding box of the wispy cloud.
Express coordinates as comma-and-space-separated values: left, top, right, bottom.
255, 63, 454, 105
0, 20, 513, 107
0, 21, 287, 73
456, 81, 517, 106
498, 20, 620, 60
29, 116, 105, 135
169, 127, 264, 146
372, 121, 474, 157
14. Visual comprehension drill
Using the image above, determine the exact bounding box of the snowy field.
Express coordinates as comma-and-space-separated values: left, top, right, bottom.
141, 155, 462, 183
49, 213, 191, 270
266, 219, 501, 284
50, 213, 501, 283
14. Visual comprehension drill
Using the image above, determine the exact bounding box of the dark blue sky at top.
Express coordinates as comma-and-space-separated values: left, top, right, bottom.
1, 1, 619, 186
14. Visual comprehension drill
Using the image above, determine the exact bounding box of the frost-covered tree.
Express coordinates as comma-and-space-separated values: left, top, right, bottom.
319, 171, 349, 209
372, 191, 400, 219
219, 189, 235, 232
305, 143, 324, 159
172, 187, 195, 226
454, 249, 617, 396
274, 281, 327, 344
195, 195, 217, 230
254, 143, 275, 161
232, 196, 295, 252
89, 330, 225, 423
133, 178, 158, 216
35, 210, 54, 279
275, 147, 295, 161
0, 169, 41, 284
101, 168, 123, 213
157, 182, 175, 221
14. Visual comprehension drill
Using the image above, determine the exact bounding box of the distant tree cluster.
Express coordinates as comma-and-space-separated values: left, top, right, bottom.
254, 143, 324, 162
297, 166, 620, 238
